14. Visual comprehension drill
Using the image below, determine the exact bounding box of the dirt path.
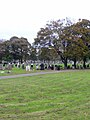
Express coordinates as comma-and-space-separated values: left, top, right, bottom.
0, 70, 81, 80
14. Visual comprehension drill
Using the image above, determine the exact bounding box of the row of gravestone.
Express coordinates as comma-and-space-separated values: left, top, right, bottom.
0, 62, 64, 71
0, 63, 61, 71
0, 64, 12, 70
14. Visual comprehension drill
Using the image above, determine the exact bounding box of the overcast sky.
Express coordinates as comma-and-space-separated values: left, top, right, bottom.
0, 0, 90, 43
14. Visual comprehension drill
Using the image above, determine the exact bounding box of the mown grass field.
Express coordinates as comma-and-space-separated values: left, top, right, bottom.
0, 70, 90, 120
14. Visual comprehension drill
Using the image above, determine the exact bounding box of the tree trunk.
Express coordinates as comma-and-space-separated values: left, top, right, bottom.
64, 58, 67, 69
19, 56, 23, 63
83, 58, 86, 69
74, 58, 76, 69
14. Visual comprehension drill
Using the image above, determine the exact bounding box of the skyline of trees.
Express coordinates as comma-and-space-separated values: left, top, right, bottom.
0, 18, 90, 68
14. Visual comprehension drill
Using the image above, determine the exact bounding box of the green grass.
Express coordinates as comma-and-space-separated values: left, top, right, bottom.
0, 70, 90, 120
0, 67, 51, 76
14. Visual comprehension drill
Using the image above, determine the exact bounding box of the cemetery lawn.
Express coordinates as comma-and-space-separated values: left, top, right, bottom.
0, 70, 90, 120
0, 67, 50, 76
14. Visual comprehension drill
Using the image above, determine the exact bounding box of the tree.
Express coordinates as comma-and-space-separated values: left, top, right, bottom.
34, 18, 75, 68
1, 40, 13, 62
72, 19, 90, 68
34, 18, 90, 69
30, 47, 37, 61
0, 41, 6, 62
34, 23, 59, 62
38, 47, 58, 62
9, 36, 31, 63
51, 18, 90, 68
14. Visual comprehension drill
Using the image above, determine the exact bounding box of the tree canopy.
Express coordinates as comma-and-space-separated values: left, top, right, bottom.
34, 18, 90, 68
1, 18, 90, 69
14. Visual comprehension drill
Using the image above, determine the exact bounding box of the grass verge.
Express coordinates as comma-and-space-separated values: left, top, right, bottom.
0, 70, 90, 120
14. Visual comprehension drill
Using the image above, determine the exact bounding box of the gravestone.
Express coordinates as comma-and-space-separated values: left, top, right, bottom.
26, 65, 30, 71
0, 64, 3, 70
5, 64, 12, 70
31, 63, 33, 70
36, 64, 39, 70
22, 63, 25, 69
40, 63, 44, 70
